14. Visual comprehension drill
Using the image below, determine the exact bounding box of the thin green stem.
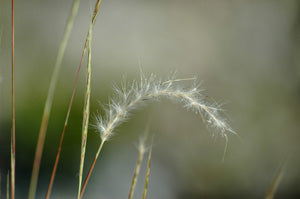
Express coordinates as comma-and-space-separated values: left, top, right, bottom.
28, 1, 80, 199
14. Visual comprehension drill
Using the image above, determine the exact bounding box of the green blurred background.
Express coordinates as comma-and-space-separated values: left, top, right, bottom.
0, 0, 300, 198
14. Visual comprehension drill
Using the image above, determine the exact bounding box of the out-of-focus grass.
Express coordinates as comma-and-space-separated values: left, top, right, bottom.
0, 0, 300, 198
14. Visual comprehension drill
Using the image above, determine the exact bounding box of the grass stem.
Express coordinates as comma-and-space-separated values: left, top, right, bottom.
80, 139, 105, 198
46, 1, 102, 198
28, 1, 80, 198
11, 0, 15, 198
142, 138, 153, 199
6, 173, 9, 199
128, 141, 146, 199
78, 28, 93, 199
265, 159, 287, 199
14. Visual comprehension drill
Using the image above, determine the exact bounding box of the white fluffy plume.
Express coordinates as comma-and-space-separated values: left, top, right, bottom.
95, 74, 235, 141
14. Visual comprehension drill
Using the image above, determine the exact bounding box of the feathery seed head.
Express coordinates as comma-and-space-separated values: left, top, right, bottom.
95, 74, 234, 141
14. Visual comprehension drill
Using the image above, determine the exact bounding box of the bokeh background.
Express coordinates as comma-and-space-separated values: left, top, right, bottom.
0, 0, 300, 198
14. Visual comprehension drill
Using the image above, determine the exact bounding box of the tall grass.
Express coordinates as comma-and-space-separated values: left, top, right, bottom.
4, 0, 248, 198
79, 74, 235, 197
45, 1, 102, 198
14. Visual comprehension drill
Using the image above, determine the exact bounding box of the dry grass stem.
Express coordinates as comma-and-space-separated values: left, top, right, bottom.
142, 141, 153, 199
10, 0, 15, 198
128, 138, 146, 199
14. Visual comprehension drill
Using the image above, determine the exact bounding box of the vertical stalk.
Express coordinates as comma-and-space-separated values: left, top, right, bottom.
28, 1, 80, 198
142, 143, 153, 199
46, 0, 103, 198
78, 29, 92, 198
11, 0, 15, 198
45, 35, 87, 199
6, 173, 9, 199
128, 144, 145, 199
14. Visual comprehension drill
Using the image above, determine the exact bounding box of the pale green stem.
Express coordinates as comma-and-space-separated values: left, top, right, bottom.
78, 29, 93, 199
77, 0, 103, 197
46, 0, 103, 198
28, 1, 80, 199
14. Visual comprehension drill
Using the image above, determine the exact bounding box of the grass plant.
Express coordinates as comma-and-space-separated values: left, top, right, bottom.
45, 0, 102, 198
80, 73, 235, 197
4, 0, 254, 198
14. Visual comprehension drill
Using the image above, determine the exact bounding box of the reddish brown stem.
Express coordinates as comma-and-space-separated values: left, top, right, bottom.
80, 140, 104, 198
11, 0, 15, 199
45, 40, 88, 199
80, 156, 96, 198
46, 1, 102, 198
